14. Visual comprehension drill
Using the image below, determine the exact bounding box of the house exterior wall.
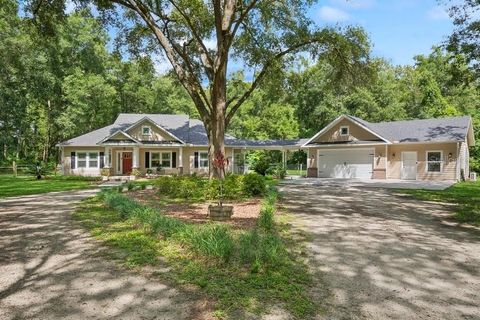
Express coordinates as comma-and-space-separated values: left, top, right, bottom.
313, 118, 380, 143
62, 146, 104, 176
306, 142, 458, 181
386, 142, 458, 180
127, 119, 177, 142
62, 146, 235, 176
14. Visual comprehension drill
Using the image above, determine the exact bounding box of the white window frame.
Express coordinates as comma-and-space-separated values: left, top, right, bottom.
142, 126, 152, 136
340, 125, 349, 136
76, 151, 100, 169
150, 151, 172, 168
198, 151, 209, 169
426, 150, 443, 173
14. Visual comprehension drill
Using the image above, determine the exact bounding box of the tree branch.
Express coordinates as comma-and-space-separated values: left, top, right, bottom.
115, 0, 211, 119
167, 0, 214, 79
225, 39, 319, 125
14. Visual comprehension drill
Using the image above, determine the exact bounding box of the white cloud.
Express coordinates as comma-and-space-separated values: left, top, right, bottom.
330, 0, 375, 10
427, 6, 450, 21
319, 6, 351, 22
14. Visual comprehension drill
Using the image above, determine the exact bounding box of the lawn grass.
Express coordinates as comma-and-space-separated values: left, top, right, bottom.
0, 175, 99, 198
74, 186, 317, 319
397, 180, 480, 225
286, 169, 306, 176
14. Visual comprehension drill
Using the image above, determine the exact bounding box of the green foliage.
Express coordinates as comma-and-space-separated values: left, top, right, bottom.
271, 163, 287, 179
178, 224, 235, 262
243, 173, 267, 197
26, 161, 52, 179
76, 185, 316, 318
248, 151, 276, 176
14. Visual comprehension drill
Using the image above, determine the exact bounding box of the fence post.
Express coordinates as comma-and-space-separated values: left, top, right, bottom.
13, 161, 17, 177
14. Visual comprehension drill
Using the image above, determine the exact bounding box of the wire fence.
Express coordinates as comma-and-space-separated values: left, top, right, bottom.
285, 163, 306, 176
0, 166, 30, 175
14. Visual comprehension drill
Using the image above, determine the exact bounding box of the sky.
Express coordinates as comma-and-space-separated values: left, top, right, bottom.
62, 0, 455, 74
310, 0, 455, 65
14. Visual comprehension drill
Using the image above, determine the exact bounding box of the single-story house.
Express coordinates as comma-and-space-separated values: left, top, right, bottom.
302, 115, 475, 181
57, 113, 475, 181
57, 113, 305, 177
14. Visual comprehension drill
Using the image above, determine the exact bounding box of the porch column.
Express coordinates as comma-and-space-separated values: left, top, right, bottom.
282, 150, 287, 166
61, 147, 65, 174
105, 146, 111, 168
178, 147, 183, 174
133, 146, 139, 168
231, 148, 235, 173
243, 149, 246, 174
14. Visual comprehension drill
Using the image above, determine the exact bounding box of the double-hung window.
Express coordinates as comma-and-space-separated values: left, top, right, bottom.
76, 151, 99, 168
426, 151, 443, 172
150, 152, 172, 168
198, 152, 209, 168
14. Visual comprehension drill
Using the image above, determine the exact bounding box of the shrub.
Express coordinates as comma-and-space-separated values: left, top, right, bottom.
126, 181, 135, 190
272, 163, 287, 179
155, 176, 205, 199
250, 154, 271, 176
204, 174, 244, 201
243, 173, 266, 196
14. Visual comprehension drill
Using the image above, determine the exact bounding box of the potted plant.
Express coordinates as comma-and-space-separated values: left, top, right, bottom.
100, 167, 111, 180
208, 152, 233, 221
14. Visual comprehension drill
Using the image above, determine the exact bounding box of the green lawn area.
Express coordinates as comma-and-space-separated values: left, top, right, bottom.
74, 184, 317, 318
0, 175, 99, 198
398, 181, 480, 225
286, 169, 306, 176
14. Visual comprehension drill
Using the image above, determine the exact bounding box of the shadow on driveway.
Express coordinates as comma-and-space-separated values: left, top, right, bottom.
0, 190, 204, 320
279, 184, 480, 320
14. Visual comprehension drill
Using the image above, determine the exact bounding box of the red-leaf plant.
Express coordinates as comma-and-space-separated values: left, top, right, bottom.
212, 151, 228, 207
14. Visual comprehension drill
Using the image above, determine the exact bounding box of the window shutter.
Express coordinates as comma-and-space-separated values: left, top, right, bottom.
100, 152, 105, 168
145, 152, 150, 168
194, 152, 199, 168
172, 152, 177, 168
71, 152, 76, 169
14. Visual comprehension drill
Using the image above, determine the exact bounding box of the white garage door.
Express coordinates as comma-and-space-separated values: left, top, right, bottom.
318, 149, 374, 179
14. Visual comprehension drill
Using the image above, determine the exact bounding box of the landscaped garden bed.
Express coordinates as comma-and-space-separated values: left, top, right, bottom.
128, 189, 261, 229
74, 173, 317, 319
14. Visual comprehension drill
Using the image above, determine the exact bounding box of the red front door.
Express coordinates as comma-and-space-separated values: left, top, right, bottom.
122, 152, 133, 174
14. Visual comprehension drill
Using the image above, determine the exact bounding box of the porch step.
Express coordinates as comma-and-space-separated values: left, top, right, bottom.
106, 176, 132, 182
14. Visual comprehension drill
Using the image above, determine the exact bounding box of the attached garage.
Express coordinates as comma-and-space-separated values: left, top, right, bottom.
317, 149, 374, 179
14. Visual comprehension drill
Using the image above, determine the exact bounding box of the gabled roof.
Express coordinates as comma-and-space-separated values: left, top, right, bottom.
302, 115, 391, 147
122, 116, 186, 144
303, 114, 474, 147
351, 115, 473, 144
57, 113, 306, 148
97, 130, 141, 145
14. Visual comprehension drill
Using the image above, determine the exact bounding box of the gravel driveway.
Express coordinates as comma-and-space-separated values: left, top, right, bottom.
279, 184, 480, 320
0, 190, 204, 320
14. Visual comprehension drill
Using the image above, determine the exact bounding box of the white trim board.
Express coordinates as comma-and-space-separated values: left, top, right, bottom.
302, 115, 392, 147
123, 116, 185, 144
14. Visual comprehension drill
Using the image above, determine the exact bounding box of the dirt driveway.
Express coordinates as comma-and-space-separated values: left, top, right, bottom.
279, 184, 480, 320
0, 190, 203, 320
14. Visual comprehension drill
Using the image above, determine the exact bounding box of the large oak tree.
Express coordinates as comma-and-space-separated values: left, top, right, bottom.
27, 0, 369, 177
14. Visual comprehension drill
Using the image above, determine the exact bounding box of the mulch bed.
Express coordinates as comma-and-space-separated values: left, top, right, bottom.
127, 189, 262, 229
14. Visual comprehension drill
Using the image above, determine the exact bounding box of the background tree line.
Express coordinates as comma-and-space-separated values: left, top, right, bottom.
1, 0, 479, 172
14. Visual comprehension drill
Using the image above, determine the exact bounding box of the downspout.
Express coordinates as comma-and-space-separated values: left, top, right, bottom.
385, 144, 388, 180
455, 142, 460, 181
